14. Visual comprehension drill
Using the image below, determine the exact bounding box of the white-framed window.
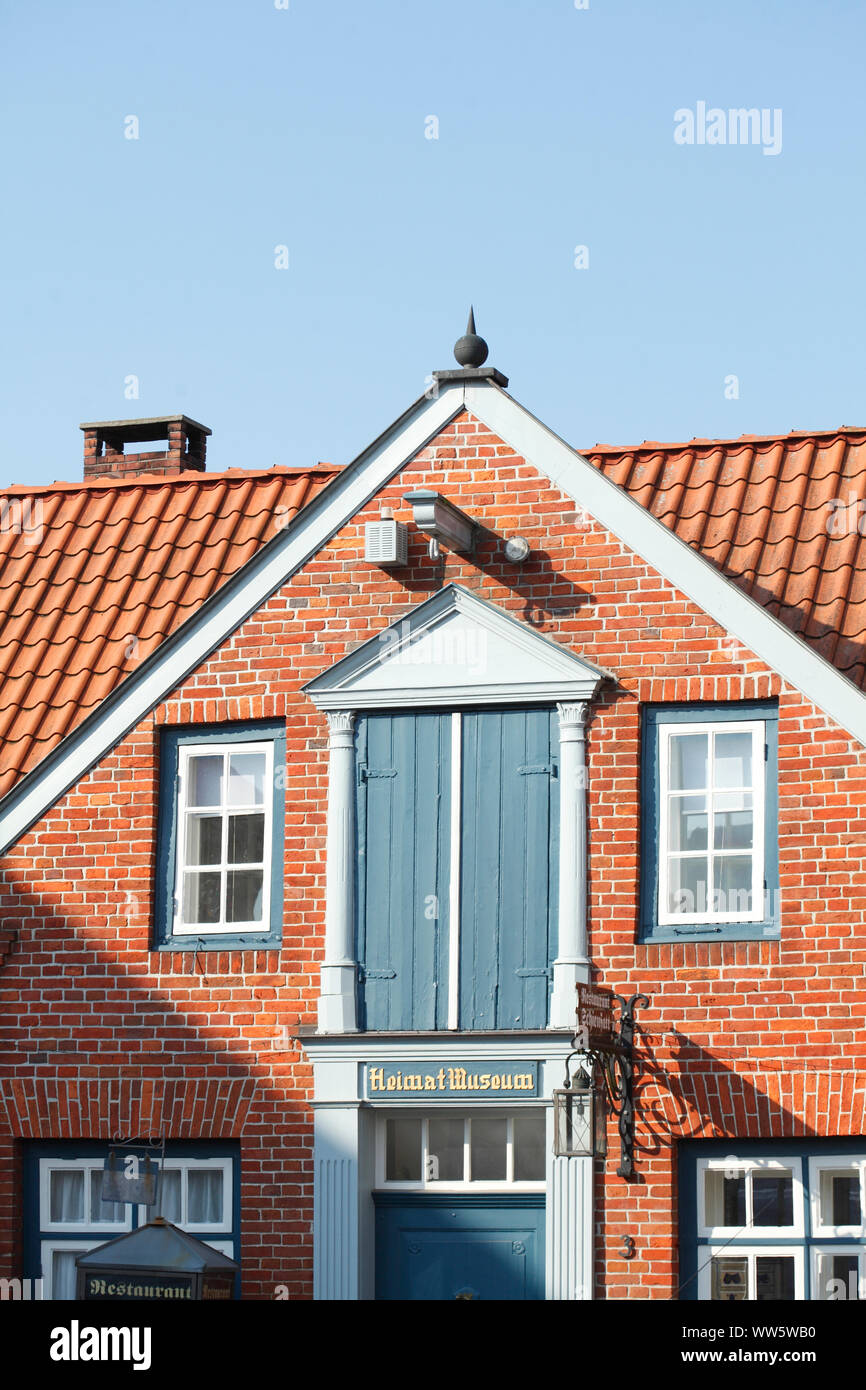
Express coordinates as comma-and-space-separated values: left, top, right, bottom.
375, 1110, 547, 1191
39, 1159, 132, 1234
808, 1155, 866, 1237
812, 1246, 866, 1301
698, 1245, 805, 1301
658, 720, 765, 925
698, 1155, 804, 1240
173, 741, 274, 935
141, 1157, 233, 1233
29, 1147, 239, 1299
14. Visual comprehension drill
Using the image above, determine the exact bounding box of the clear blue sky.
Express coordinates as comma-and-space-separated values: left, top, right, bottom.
1, 0, 864, 488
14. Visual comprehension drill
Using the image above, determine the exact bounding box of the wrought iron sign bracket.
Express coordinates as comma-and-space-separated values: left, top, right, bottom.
574, 991, 649, 1181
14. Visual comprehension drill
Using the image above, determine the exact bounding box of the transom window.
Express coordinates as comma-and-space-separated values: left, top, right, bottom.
684, 1145, 866, 1301
175, 742, 273, 934
377, 1111, 547, 1190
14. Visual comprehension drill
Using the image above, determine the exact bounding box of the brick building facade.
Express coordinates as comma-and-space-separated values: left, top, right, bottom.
2, 340, 865, 1300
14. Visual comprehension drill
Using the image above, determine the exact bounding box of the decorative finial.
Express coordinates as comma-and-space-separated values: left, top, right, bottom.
453, 306, 489, 368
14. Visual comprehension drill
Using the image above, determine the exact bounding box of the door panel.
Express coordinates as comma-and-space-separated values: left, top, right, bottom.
375, 1196, 545, 1300
460, 709, 559, 1029
355, 712, 451, 1031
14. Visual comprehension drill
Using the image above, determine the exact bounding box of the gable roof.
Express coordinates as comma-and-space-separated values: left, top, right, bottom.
303, 583, 608, 709
1, 378, 866, 855
0, 464, 339, 798
584, 427, 866, 689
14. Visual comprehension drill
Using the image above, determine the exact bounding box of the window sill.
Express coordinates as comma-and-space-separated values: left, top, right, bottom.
152, 932, 281, 953
639, 922, 780, 945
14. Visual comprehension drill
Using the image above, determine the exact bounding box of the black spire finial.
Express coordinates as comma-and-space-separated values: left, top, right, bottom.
453, 306, 489, 369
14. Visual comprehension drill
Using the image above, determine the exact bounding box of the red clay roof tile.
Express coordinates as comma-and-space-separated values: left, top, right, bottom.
584, 426, 866, 690
0, 465, 337, 797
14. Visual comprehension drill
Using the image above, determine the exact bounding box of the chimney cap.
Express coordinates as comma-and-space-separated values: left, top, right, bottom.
79, 414, 212, 438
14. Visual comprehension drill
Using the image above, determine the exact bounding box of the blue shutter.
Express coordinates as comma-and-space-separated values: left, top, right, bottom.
459, 709, 559, 1029
355, 712, 452, 1030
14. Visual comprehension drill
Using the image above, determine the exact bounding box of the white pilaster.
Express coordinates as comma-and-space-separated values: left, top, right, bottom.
550, 701, 590, 1027
547, 1155, 594, 1298
313, 1105, 360, 1299
318, 710, 358, 1032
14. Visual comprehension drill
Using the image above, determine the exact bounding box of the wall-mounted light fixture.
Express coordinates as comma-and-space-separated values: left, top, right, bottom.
553, 1058, 607, 1159
403, 490, 478, 557
504, 535, 531, 564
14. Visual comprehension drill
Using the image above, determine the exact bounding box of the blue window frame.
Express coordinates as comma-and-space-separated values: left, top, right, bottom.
640, 702, 779, 943
680, 1138, 866, 1301
154, 721, 285, 950
22, 1140, 241, 1300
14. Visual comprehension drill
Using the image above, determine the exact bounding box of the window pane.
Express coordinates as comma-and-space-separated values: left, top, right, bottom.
385, 1118, 422, 1181
158, 1169, 182, 1223
227, 753, 265, 807
182, 871, 221, 924
226, 870, 264, 923
90, 1170, 124, 1223
52, 1248, 81, 1300
714, 731, 752, 789
668, 855, 709, 915
470, 1118, 507, 1181
829, 1255, 860, 1300
755, 1255, 795, 1300
713, 856, 752, 915
711, 1256, 747, 1300
669, 734, 707, 790
427, 1118, 464, 1182
227, 813, 265, 865
705, 1170, 746, 1227
50, 1170, 84, 1222
713, 792, 753, 850
753, 1172, 794, 1226
820, 1169, 862, 1227
188, 1170, 223, 1224
188, 755, 223, 807
513, 1113, 546, 1181
185, 814, 222, 866
669, 795, 707, 852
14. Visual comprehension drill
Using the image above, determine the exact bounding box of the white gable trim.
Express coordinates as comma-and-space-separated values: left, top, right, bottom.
3, 375, 866, 853
303, 583, 607, 709
465, 383, 866, 749
0, 388, 465, 855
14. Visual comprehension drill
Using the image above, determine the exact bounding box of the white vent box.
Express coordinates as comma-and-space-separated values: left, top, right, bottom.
365, 519, 408, 567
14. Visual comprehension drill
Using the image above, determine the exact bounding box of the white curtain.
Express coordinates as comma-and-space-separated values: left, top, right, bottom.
188, 1170, 222, 1224
49, 1170, 84, 1223
157, 1169, 182, 1223
51, 1248, 81, 1300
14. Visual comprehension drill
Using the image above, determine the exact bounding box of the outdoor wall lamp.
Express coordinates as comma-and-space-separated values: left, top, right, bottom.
403, 490, 479, 558
562, 986, 650, 1179
553, 1058, 607, 1159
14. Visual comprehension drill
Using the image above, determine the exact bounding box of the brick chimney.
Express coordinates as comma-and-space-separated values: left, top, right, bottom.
80, 415, 211, 481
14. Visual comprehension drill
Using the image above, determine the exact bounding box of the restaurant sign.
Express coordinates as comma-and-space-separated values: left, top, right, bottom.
365, 1061, 539, 1099
575, 983, 618, 1051
83, 1273, 194, 1301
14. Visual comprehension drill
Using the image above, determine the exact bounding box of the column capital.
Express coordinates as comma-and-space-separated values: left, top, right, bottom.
326, 710, 356, 740
556, 701, 589, 733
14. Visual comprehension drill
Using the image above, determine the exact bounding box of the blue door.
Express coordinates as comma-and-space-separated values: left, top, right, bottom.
460, 709, 559, 1029
375, 1195, 545, 1300
355, 712, 452, 1030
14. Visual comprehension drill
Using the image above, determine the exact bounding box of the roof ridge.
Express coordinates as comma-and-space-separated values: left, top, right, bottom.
0, 462, 341, 498
584, 426, 866, 455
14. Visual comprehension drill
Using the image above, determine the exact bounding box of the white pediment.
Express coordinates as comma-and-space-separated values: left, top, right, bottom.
303, 584, 608, 709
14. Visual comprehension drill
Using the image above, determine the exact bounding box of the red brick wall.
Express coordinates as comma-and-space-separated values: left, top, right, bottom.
2, 409, 865, 1298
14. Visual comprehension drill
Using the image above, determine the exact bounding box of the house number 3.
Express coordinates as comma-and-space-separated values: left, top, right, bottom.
619, 1235, 636, 1259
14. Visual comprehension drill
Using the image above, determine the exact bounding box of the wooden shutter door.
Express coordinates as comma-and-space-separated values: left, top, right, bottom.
459, 708, 559, 1029
355, 712, 452, 1030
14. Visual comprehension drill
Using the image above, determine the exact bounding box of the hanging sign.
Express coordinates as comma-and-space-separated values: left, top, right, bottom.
101, 1147, 159, 1207
365, 1061, 539, 1099
576, 983, 617, 1050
